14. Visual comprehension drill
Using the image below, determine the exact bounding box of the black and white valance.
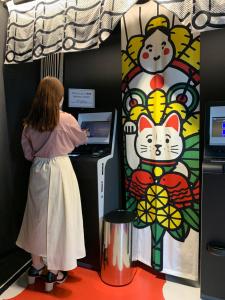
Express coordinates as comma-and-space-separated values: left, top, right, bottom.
5, 0, 137, 64
155, 0, 225, 32
5, 0, 225, 64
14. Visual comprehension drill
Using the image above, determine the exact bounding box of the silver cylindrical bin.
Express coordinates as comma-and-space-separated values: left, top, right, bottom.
100, 209, 136, 286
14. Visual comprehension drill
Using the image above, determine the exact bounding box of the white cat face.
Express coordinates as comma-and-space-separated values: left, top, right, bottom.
135, 113, 183, 161
139, 29, 174, 74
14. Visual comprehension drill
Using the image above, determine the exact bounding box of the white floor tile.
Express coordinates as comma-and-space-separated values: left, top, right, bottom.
0, 273, 27, 300
163, 279, 201, 300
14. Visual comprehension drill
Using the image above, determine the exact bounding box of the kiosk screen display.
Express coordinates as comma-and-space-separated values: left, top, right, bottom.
78, 112, 112, 145
81, 121, 111, 144
209, 106, 225, 146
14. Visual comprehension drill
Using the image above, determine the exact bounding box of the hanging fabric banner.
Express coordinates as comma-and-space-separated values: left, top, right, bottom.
122, 0, 200, 280
5, 0, 137, 64
5, 0, 225, 64
155, 0, 225, 31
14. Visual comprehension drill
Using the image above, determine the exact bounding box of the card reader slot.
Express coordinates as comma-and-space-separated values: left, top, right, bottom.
207, 242, 225, 257
203, 162, 224, 173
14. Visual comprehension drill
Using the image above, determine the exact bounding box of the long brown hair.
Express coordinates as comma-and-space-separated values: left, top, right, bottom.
23, 76, 64, 132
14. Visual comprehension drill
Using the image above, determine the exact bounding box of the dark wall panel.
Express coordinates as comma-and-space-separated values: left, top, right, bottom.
199, 29, 225, 176
0, 7, 38, 287
0, 6, 15, 256
63, 24, 124, 200
4, 61, 40, 238
64, 25, 122, 114
201, 29, 225, 103
200, 28, 225, 300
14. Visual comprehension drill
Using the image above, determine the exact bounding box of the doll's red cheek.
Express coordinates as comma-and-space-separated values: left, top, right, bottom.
142, 52, 149, 59
164, 48, 170, 55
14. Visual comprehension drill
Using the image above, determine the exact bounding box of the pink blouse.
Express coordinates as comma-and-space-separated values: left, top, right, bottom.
21, 111, 87, 161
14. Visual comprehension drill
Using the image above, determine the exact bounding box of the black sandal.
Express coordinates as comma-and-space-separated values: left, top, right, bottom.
28, 265, 45, 285
44, 271, 68, 292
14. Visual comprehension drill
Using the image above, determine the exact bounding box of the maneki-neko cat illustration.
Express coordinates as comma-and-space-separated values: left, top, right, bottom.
125, 113, 185, 173
122, 14, 200, 272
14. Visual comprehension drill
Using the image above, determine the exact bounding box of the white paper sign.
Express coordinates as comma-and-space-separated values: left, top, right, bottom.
68, 88, 95, 108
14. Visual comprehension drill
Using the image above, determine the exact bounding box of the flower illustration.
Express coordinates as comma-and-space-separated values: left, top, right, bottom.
147, 185, 169, 209
137, 201, 156, 224
157, 205, 182, 230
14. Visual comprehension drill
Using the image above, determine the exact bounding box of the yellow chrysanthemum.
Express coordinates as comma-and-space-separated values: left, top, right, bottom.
137, 201, 156, 224
147, 185, 168, 209
157, 205, 182, 230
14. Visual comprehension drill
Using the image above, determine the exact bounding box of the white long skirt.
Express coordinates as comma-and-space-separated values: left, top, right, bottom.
16, 156, 86, 271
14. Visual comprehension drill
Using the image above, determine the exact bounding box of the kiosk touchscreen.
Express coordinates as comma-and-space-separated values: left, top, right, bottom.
72, 111, 113, 156
79, 112, 112, 144
205, 102, 225, 159
209, 106, 225, 146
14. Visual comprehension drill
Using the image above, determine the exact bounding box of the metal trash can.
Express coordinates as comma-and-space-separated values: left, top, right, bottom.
100, 209, 136, 286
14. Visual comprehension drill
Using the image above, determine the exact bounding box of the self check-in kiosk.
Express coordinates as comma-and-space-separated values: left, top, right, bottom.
69, 110, 121, 270
201, 102, 225, 300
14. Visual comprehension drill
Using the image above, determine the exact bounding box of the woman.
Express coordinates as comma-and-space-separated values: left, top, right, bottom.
16, 76, 87, 292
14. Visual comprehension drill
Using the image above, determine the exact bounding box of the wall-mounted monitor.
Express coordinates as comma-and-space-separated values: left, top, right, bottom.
205, 102, 225, 159
209, 106, 225, 146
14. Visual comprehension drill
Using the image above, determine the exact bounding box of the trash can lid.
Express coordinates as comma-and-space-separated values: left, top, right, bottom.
104, 209, 136, 223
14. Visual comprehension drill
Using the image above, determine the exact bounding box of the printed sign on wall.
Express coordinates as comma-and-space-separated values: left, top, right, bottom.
68, 89, 95, 108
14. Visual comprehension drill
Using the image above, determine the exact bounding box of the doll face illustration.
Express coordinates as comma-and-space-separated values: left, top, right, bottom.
139, 29, 174, 74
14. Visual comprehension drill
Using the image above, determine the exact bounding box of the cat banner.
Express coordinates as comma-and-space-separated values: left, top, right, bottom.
122, 0, 200, 280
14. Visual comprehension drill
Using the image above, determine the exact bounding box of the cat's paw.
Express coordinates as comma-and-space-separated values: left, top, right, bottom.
124, 121, 137, 134
174, 162, 188, 177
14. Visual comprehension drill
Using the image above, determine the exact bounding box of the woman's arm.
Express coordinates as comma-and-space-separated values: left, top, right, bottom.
21, 127, 34, 161
67, 115, 88, 147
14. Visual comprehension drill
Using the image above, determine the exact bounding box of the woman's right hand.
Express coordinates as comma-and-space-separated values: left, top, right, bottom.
82, 128, 90, 137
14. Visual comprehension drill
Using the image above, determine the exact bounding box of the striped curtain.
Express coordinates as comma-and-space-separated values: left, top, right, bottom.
4, 0, 137, 64
155, 0, 225, 32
